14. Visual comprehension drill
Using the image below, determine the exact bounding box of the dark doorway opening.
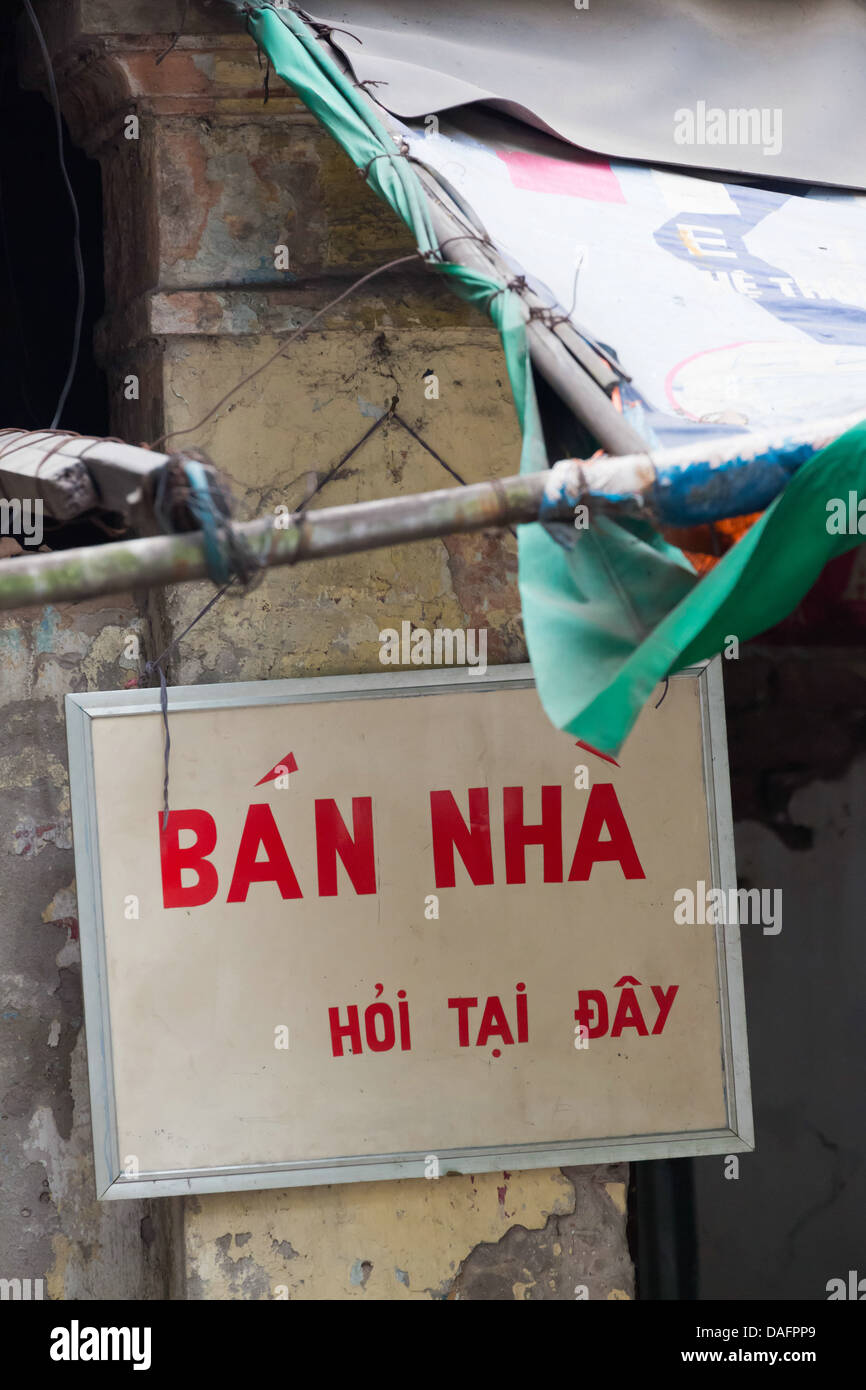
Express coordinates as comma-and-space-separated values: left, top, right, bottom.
0, 4, 107, 438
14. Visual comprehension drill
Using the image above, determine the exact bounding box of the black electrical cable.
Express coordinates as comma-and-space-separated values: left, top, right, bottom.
0, 23, 41, 426
22, 0, 85, 429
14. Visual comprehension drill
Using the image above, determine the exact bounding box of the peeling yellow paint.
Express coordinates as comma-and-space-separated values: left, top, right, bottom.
46, 1233, 74, 1302
41, 882, 77, 924
185, 1169, 574, 1300
604, 1181, 627, 1215
607, 1288, 631, 1300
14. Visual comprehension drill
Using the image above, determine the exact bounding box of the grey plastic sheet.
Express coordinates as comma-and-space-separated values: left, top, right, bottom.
310, 0, 866, 189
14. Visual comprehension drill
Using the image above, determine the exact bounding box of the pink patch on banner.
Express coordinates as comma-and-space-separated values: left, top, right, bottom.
497, 150, 625, 202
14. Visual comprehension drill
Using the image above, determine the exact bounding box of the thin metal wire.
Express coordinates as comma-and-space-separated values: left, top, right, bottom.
150, 253, 424, 451
296, 410, 393, 515
358, 142, 410, 180
144, 581, 231, 830
392, 414, 468, 487
155, 0, 190, 65
391, 414, 518, 538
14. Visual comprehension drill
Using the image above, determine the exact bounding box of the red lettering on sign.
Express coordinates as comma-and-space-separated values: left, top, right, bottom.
650, 983, 679, 1034
574, 989, 609, 1038
447, 996, 478, 1047
328, 1004, 362, 1057
568, 784, 645, 881
610, 984, 649, 1037
315, 797, 376, 896
397, 991, 412, 1051
159, 810, 219, 909
226, 803, 302, 903
504, 785, 563, 884
255, 753, 298, 786
364, 1002, 396, 1052
476, 995, 515, 1047
515, 983, 528, 1042
430, 789, 494, 887
159, 780, 646, 906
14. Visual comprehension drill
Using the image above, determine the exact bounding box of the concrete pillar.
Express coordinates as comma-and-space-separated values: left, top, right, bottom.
11, 0, 634, 1299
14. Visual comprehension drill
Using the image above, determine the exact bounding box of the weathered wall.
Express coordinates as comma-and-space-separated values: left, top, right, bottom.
1, 0, 634, 1301
0, 590, 175, 1299
183, 1166, 632, 1301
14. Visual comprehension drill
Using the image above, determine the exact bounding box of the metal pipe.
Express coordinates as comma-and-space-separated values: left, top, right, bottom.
0, 410, 859, 610
0, 470, 552, 610
407, 164, 646, 457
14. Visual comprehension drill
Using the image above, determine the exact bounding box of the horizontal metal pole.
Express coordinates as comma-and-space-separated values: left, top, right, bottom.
0, 411, 858, 611
536, 410, 863, 532
0, 470, 555, 611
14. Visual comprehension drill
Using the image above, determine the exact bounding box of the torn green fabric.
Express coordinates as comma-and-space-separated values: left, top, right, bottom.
251, 5, 866, 754
529, 421, 866, 752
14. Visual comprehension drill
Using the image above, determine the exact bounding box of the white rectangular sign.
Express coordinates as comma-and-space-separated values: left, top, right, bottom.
66, 661, 752, 1199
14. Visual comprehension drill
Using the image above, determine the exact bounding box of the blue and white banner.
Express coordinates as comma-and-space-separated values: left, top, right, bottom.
406, 112, 866, 448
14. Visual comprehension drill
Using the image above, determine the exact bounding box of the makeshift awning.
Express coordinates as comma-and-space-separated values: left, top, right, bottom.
249, 4, 866, 754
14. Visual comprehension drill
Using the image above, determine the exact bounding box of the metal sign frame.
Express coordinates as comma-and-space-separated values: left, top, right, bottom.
66, 660, 752, 1200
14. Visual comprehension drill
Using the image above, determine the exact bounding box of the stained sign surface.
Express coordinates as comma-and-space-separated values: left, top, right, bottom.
66, 662, 751, 1198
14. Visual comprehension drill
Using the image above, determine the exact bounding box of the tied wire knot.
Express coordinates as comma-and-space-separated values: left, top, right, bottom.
484, 275, 528, 311
152, 451, 263, 589
358, 141, 410, 181
528, 304, 572, 330
292, 4, 365, 47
